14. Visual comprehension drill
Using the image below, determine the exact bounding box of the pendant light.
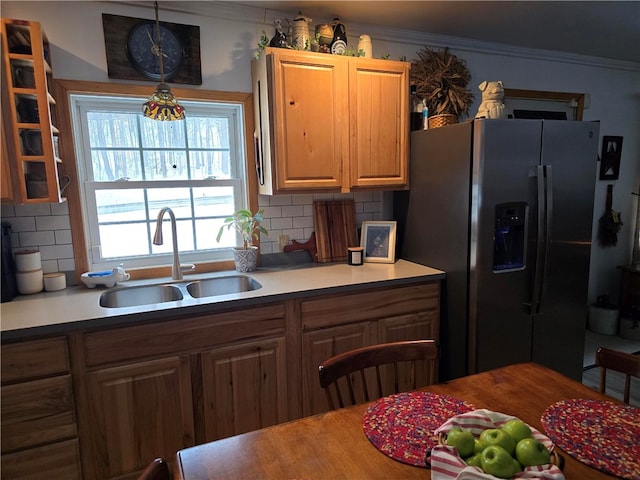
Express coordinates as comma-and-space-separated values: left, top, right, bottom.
142, 1, 185, 121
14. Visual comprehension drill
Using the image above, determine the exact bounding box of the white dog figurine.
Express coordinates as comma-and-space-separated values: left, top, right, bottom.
475, 81, 507, 119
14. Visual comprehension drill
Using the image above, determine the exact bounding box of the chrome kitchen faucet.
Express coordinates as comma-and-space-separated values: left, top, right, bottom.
153, 207, 195, 280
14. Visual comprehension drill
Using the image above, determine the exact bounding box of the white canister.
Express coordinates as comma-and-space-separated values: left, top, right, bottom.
16, 268, 44, 294
357, 35, 373, 58
44, 272, 66, 291
14, 249, 42, 272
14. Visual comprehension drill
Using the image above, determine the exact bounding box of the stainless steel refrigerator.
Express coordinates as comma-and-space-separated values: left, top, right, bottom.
395, 119, 599, 381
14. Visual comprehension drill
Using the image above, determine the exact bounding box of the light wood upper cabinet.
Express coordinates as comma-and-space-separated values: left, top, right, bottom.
0, 18, 67, 204
253, 48, 409, 194
349, 58, 410, 189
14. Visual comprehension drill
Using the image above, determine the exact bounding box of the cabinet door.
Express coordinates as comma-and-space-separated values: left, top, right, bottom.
87, 356, 194, 479
266, 49, 349, 192
302, 322, 372, 416
378, 311, 440, 390
201, 337, 288, 441
349, 58, 409, 189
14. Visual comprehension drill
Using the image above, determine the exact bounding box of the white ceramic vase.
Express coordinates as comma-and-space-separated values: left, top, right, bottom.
233, 246, 258, 272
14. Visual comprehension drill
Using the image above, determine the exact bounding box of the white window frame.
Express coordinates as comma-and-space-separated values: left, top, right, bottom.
69, 93, 249, 272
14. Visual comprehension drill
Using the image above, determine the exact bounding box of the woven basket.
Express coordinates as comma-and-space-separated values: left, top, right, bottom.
428, 114, 457, 129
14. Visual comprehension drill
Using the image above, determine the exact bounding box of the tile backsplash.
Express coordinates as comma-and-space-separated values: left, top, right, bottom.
1, 201, 75, 275
0, 191, 387, 275
258, 191, 386, 254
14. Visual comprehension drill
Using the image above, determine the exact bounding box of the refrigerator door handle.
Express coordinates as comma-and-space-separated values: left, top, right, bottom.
538, 165, 553, 313
531, 165, 546, 314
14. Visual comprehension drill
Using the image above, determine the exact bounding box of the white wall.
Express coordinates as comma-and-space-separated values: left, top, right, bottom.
2, 1, 639, 303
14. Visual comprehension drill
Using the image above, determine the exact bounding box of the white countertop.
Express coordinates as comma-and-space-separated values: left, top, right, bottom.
0, 260, 444, 340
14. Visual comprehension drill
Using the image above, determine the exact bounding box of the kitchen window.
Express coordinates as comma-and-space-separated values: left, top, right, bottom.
69, 93, 250, 272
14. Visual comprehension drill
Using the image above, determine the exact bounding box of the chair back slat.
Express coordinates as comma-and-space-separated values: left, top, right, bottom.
138, 458, 171, 480
595, 347, 640, 404
318, 340, 440, 409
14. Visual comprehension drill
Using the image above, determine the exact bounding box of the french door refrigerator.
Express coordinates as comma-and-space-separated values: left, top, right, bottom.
395, 119, 599, 381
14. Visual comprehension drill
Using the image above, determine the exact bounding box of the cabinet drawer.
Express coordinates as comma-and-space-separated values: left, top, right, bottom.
1, 438, 82, 480
302, 282, 440, 330
84, 303, 286, 367
1, 374, 76, 452
1, 337, 69, 383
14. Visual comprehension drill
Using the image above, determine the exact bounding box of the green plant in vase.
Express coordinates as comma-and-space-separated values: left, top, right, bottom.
217, 208, 268, 249
217, 209, 268, 272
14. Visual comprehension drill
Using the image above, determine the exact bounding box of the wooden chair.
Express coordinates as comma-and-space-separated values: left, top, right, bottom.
318, 340, 440, 409
138, 458, 171, 480
595, 346, 640, 404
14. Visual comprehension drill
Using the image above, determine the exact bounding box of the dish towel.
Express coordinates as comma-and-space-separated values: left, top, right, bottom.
430, 409, 565, 480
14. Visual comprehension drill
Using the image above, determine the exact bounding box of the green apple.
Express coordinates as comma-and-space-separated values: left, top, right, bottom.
480, 445, 517, 479
474, 437, 487, 454
446, 428, 475, 458
501, 419, 533, 443
466, 452, 482, 468
515, 438, 551, 467
479, 428, 516, 456
512, 457, 523, 473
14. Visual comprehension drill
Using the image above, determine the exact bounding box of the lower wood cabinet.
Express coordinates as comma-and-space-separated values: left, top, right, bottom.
1, 439, 82, 480
301, 282, 440, 416
1, 337, 82, 479
1, 280, 439, 480
86, 356, 194, 480
80, 303, 287, 479
202, 337, 288, 440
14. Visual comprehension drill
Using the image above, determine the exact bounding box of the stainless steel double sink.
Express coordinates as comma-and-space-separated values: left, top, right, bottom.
99, 275, 262, 308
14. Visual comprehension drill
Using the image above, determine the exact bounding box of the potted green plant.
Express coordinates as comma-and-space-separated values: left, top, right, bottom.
216, 209, 268, 272
410, 46, 474, 128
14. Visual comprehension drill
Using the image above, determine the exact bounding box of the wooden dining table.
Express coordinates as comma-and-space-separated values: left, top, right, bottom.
175, 362, 622, 479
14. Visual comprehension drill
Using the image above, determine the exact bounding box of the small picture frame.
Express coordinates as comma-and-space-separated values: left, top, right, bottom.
360, 221, 397, 263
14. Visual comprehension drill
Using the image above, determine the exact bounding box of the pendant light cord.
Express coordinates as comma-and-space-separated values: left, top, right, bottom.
154, 1, 164, 83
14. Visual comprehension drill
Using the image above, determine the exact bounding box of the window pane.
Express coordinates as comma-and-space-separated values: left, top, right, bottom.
88, 112, 139, 147
187, 117, 230, 148
147, 188, 192, 217
193, 186, 234, 217
141, 118, 186, 148
100, 223, 150, 258
96, 189, 147, 223
151, 219, 195, 254
143, 150, 189, 180
195, 218, 226, 249
190, 150, 231, 179
92, 150, 142, 181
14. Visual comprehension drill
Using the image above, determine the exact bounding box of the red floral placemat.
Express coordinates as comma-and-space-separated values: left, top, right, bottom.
362, 392, 475, 467
541, 399, 640, 479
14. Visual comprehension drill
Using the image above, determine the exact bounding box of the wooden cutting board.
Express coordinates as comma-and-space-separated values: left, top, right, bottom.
313, 200, 359, 263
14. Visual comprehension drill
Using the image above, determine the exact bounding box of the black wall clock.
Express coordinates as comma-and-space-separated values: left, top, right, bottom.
126, 21, 184, 81
102, 13, 202, 85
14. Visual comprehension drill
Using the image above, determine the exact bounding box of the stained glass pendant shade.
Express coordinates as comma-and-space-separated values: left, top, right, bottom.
142, 1, 185, 121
